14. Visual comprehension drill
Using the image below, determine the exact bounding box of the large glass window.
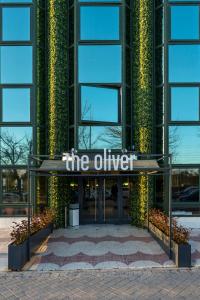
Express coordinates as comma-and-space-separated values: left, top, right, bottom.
80, 6, 120, 40
81, 86, 119, 123
170, 6, 199, 40
169, 126, 200, 164
79, 45, 121, 83
2, 88, 30, 122
171, 87, 199, 121
2, 169, 28, 203
172, 169, 199, 203
0, 127, 32, 165
0, 46, 32, 84
78, 126, 122, 149
169, 45, 200, 83
2, 7, 30, 41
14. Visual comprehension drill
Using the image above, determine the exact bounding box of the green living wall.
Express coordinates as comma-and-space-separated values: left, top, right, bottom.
47, 0, 69, 227
131, 0, 154, 226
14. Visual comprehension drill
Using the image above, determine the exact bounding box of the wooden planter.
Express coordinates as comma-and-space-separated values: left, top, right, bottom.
8, 223, 53, 271
148, 222, 191, 268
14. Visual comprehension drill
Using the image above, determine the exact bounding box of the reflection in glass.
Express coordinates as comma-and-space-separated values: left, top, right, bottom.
2, 89, 30, 122
79, 45, 121, 83
80, 6, 119, 40
171, 6, 199, 40
169, 126, 200, 164
171, 87, 199, 121
2, 7, 30, 41
78, 126, 122, 149
2, 169, 28, 203
81, 178, 99, 222
81, 86, 119, 122
172, 169, 199, 203
169, 45, 200, 83
79, 0, 120, 2
0, 46, 32, 84
122, 178, 132, 218
1, 207, 28, 216
104, 179, 118, 220
0, 127, 32, 165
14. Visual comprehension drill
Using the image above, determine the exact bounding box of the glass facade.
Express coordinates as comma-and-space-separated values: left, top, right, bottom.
76, 0, 123, 150
0, 0, 34, 216
165, 0, 200, 215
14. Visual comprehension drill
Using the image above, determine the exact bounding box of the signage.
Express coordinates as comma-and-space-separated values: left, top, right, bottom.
62, 149, 137, 172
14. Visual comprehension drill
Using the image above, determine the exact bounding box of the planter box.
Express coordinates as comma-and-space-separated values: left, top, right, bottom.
8, 223, 53, 271
30, 223, 53, 254
148, 222, 191, 268
8, 240, 28, 271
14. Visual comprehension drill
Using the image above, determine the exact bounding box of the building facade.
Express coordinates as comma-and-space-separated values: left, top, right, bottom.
0, 0, 200, 227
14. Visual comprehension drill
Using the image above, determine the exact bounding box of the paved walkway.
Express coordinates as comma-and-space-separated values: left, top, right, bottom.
0, 268, 200, 299
27, 225, 174, 270
0, 229, 10, 272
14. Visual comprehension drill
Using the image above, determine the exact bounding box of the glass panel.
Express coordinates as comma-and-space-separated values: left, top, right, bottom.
169, 126, 200, 164
104, 178, 118, 220
0, 127, 32, 165
171, 87, 199, 121
78, 126, 122, 149
80, 6, 119, 40
81, 178, 99, 222
0, 207, 28, 216
0, 0, 32, 2
2, 88, 30, 122
81, 86, 119, 122
171, 6, 199, 40
2, 169, 28, 203
169, 45, 200, 83
79, 45, 121, 83
122, 178, 132, 218
0, 46, 32, 84
2, 7, 30, 41
172, 169, 199, 203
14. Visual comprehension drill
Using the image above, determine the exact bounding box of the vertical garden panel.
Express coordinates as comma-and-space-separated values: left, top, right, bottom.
131, 0, 154, 226
47, 0, 69, 227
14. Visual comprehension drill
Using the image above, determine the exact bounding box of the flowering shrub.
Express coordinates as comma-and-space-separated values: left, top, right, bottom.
149, 209, 190, 244
10, 209, 55, 246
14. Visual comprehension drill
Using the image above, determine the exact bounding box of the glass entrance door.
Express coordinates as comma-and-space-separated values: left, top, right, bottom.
80, 177, 119, 224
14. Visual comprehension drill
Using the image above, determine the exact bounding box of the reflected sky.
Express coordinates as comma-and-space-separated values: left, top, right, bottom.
169, 126, 200, 164
0, 0, 32, 2
169, 45, 200, 83
171, 6, 199, 40
2, 89, 30, 122
81, 86, 118, 122
80, 6, 119, 40
0, 127, 32, 165
2, 7, 30, 41
78, 126, 122, 149
171, 87, 199, 121
79, 45, 122, 83
0, 46, 32, 84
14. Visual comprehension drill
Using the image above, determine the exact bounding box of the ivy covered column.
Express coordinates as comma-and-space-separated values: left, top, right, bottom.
47, 0, 69, 227
131, 0, 154, 226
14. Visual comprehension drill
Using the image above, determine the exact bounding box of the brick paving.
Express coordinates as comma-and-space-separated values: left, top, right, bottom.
0, 268, 200, 299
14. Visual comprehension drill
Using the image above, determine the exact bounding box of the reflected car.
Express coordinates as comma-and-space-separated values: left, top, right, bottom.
179, 189, 199, 202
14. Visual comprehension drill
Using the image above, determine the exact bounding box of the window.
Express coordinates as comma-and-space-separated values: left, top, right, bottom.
2, 7, 30, 41
79, 45, 122, 83
169, 45, 200, 83
81, 86, 119, 123
78, 126, 122, 149
2, 88, 31, 122
171, 87, 199, 121
0, 46, 32, 84
80, 6, 120, 40
2, 169, 28, 203
0, 127, 32, 165
170, 6, 199, 40
169, 126, 200, 164
172, 169, 199, 203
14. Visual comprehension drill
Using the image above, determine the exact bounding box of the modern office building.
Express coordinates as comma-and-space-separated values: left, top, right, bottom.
0, 0, 200, 227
